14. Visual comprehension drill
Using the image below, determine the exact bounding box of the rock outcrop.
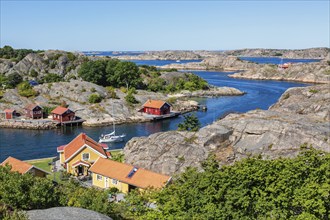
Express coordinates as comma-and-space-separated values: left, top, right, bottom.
229, 61, 330, 83
124, 84, 330, 175
0, 50, 87, 80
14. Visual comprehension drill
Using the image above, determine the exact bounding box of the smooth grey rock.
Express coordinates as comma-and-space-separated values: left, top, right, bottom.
27, 207, 112, 220
124, 85, 330, 176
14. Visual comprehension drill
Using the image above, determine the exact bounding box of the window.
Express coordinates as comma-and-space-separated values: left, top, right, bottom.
82, 153, 90, 161
97, 174, 102, 181
112, 179, 118, 185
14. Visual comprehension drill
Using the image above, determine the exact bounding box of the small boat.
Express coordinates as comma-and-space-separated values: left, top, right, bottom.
99, 132, 126, 143
99, 105, 126, 143
176, 60, 180, 62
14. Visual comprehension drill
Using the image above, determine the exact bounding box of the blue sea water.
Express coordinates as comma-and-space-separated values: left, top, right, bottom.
239, 57, 321, 64
0, 68, 309, 161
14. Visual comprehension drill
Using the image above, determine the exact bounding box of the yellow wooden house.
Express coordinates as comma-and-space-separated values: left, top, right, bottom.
89, 157, 171, 193
1, 156, 50, 177
57, 133, 110, 176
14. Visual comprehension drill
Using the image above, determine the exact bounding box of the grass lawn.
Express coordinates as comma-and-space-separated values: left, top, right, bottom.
27, 157, 53, 172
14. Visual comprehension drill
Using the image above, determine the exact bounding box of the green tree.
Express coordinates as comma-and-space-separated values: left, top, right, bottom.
78, 60, 108, 86
125, 89, 139, 105
178, 113, 201, 132
111, 61, 140, 89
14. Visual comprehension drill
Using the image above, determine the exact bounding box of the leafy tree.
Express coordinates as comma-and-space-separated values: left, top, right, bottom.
78, 60, 108, 86
122, 148, 330, 219
111, 61, 140, 89
178, 113, 201, 132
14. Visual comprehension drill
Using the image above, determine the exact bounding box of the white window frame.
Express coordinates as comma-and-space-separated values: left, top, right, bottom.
97, 174, 102, 181
112, 179, 118, 185
82, 153, 90, 161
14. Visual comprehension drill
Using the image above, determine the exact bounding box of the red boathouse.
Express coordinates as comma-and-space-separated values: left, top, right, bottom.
51, 106, 75, 122
3, 109, 16, 119
142, 100, 171, 116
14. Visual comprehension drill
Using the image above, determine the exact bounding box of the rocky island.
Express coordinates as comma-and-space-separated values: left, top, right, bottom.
124, 84, 330, 175
0, 47, 244, 129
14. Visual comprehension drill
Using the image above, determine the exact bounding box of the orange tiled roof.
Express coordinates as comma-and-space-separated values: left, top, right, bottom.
51, 106, 72, 115
142, 100, 169, 109
63, 133, 108, 162
1, 156, 33, 174
89, 158, 171, 189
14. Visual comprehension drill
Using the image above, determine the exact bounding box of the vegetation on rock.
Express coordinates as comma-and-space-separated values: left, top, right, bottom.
178, 113, 201, 132
17, 81, 38, 97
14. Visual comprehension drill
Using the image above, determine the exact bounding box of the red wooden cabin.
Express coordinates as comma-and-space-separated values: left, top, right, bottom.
51, 106, 75, 122
24, 104, 43, 119
3, 109, 16, 119
142, 100, 171, 116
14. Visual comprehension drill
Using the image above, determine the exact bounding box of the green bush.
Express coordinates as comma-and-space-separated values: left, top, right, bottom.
43, 73, 63, 83
88, 93, 102, 103
17, 81, 38, 97
30, 69, 38, 77
125, 91, 139, 104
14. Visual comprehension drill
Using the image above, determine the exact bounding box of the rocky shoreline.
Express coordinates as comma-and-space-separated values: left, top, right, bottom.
0, 120, 58, 130
123, 84, 330, 176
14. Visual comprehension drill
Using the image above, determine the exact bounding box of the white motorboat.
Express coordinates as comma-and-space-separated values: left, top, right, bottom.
99, 132, 126, 143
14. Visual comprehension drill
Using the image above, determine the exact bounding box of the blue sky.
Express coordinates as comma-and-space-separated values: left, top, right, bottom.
1, 1, 329, 51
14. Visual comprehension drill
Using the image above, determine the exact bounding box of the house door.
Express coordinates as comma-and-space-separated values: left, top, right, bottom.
78, 165, 83, 176
105, 177, 109, 188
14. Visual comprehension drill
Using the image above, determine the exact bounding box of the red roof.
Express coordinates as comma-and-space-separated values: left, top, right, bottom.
57, 145, 66, 152
62, 133, 108, 162
142, 100, 170, 109
1, 156, 33, 174
4, 109, 15, 113
51, 106, 72, 115
90, 158, 171, 189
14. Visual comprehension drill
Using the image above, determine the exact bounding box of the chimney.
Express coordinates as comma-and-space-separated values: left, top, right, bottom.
82, 133, 86, 140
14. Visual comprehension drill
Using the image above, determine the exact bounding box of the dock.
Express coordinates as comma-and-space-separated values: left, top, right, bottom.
143, 112, 181, 121
57, 119, 85, 127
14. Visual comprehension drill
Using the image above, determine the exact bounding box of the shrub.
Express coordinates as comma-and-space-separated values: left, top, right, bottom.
106, 86, 118, 99
120, 87, 127, 93
30, 69, 38, 77
90, 87, 96, 92
17, 81, 38, 97
43, 73, 63, 83
88, 93, 102, 103
178, 113, 201, 132
125, 91, 139, 104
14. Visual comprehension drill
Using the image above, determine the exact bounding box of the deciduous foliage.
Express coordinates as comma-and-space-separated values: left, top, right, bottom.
121, 148, 330, 219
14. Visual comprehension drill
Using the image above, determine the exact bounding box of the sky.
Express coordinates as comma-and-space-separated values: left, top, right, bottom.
0, 1, 329, 51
